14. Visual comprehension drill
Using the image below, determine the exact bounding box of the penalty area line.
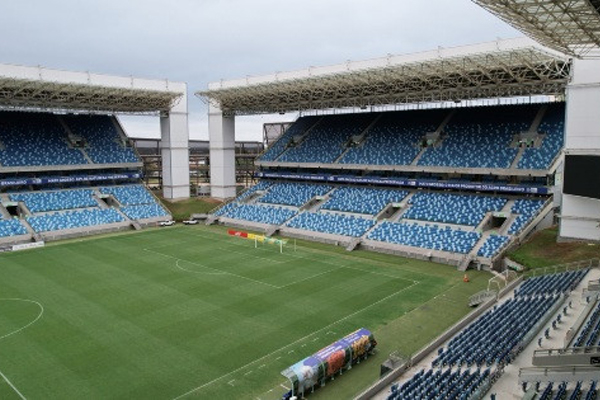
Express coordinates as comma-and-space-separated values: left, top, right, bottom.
0, 370, 26, 400
171, 280, 420, 400
143, 248, 281, 289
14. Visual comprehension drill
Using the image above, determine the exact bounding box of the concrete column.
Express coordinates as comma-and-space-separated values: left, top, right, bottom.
160, 83, 190, 199
209, 103, 236, 199
560, 59, 600, 241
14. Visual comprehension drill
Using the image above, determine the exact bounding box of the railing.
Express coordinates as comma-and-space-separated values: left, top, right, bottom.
522, 258, 600, 279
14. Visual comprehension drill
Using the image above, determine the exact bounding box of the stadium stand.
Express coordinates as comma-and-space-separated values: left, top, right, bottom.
10, 189, 97, 213
236, 180, 272, 202
418, 105, 537, 169
508, 198, 548, 235
514, 269, 588, 297
368, 221, 481, 254
100, 184, 157, 206
277, 113, 375, 163
0, 111, 88, 167
258, 116, 319, 162
518, 103, 565, 170
403, 192, 507, 226
63, 115, 139, 164
387, 367, 491, 400
477, 235, 510, 258
534, 381, 598, 400
222, 203, 296, 225
339, 109, 443, 166
258, 182, 332, 207
26, 208, 125, 233
286, 211, 375, 237
120, 204, 169, 220
573, 301, 600, 348
386, 270, 590, 400
0, 218, 28, 237
321, 186, 408, 215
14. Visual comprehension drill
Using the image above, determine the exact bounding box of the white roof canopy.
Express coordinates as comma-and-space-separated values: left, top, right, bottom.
473, 0, 600, 58
199, 38, 571, 116
0, 64, 185, 114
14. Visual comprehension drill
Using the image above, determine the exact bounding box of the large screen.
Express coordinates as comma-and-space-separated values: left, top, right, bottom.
564, 155, 600, 199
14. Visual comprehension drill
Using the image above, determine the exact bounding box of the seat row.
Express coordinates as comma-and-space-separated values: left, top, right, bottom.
514, 269, 588, 297
529, 381, 598, 400
433, 294, 558, 368
573, 301, 600, 348
387, 367, 491, 400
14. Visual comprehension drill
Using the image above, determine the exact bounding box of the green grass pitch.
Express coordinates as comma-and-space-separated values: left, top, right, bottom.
0, 225, 488, 399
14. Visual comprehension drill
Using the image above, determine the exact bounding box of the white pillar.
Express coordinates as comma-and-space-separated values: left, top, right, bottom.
160, 83, 190, 199
209, 103, 237, 199
560, 59, 600, 241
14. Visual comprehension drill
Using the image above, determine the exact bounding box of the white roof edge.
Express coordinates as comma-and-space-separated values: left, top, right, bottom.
207, 37, 569, 91
0, 63, 187, 93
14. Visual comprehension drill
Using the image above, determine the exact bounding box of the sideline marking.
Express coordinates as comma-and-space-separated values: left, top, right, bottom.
0, 370, 26, 400
172, 281, 419, 399
0, 299, 44, 341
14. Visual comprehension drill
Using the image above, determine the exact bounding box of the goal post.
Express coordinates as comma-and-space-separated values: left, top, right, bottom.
251, 234, 287, 253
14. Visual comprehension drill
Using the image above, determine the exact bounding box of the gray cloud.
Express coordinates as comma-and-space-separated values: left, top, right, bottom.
0, 0, 520, 140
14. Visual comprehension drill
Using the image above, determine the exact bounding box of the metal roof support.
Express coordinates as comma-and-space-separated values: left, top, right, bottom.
198, 39, 571, 116
473, 0, 600, 58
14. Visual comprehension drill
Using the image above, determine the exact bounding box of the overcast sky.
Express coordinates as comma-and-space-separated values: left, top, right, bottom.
0, 0, 520, 141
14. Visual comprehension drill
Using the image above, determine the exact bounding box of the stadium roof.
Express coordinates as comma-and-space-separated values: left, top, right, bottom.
473, 0, 600, 58
198, 38, 571, 116
0, 64, 184, 114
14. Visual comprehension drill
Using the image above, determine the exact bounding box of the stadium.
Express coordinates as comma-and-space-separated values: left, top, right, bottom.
1, 1, 600, 399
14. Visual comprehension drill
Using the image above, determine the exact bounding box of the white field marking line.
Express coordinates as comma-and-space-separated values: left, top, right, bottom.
0, 298, 44, 341
280, 383, 290, 390
171, 280, 420, 400
214, 247, 289, 265
175, 260, 226, 275
0, 370, 26, 400
277, 266, 343, 289
143, 248, 280, 289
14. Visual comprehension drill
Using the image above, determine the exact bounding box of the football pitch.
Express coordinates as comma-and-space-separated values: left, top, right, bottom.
0, 225, 488, 399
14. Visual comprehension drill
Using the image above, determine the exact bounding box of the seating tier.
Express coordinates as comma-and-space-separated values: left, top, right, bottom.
368, 221, 480, 254
10, 189, 97, 213
26, 208, 125, 232
322, 187, 408, 215
286, 211, 375, 237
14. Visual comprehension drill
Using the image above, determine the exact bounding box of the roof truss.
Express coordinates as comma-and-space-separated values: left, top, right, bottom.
473, 0, 600, 58
198, 46, 571, 116
0, 77, 182, 114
